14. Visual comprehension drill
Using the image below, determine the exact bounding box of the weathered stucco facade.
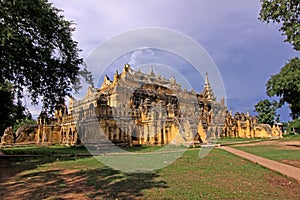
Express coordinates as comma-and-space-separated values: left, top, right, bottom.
1, 64, 282, 146
47, 64, 226, 146
222, 111, 283, 139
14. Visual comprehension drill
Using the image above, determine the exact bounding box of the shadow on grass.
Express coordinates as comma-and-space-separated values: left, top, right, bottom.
119, 145, 163, 152
1, 145, 90, 155
0, 156, 77, 180
84, 167, 167, 199
0, 156, 167, 199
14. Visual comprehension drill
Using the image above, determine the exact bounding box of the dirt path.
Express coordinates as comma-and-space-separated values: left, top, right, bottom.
219, 146, 300, 182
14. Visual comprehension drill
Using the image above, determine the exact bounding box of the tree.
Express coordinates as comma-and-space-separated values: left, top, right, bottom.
259, 0, 300, 50
266, 58, 300, 119
13, 117, 36, 133
254, 99, 279, 125
288, 118, 300, 134
0, 0, 92, 113
0, 81, 31, 136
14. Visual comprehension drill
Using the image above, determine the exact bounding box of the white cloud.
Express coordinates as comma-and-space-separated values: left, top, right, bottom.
128, 48, 156, 67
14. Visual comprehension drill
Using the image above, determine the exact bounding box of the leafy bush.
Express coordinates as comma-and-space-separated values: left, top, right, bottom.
13, 118, 36, 133
288, 119, 300, 134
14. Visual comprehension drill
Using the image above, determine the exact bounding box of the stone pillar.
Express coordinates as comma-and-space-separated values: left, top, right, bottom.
237, 120, 242, 138
37, 126, 40, 144
162, 124, 166, 144
170, 124, 175, 142
123, 124, 127, 142
105, 125, 110, 140
144, 124, 148, 144
122, 127, 127, 142
110, 127, 114, 141
73, 129, 78, 145
49, 126, 53, 144
165, 127, 169, 143
42, 119, 47, 144
128, 124, 132, 146
138, 125, 143, 145
157, 122, 162, 144
66, 128, 70, 145
116, 126, 120, 141
246, 119, 251, 138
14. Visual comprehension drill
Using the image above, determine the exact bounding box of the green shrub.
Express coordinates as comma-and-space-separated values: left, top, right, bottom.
13, 118, 36, 133
288, 119, 300, 134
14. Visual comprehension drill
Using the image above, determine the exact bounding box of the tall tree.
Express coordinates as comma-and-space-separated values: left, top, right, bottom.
259, 0, 300, 50
266, 58, 300, 119
254, 99, 279, 125
0, 81, 31, 135
0, 0, 92, 113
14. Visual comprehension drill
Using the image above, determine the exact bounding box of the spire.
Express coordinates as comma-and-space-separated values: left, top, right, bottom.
205, 72, 209, 85
121, 64, 131, 78
113, 70, 119, 85
203, 72, 216, 101
221, 96, 225, 105
124, 63, 130, 71
150, 66, 155, 77
100, 74, 112, 89
104, 74, 110, 81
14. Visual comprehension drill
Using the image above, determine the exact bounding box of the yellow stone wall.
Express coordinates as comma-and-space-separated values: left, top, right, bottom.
4, 64, 283, 147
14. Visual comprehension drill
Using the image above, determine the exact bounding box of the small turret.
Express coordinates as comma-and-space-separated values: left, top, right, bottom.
100, 74, 112, 89
113, 70, 119, 85
123, 64, 131, 73
149, 67, 155, 77
121, 64, 131, 78
203, 72, 216, 101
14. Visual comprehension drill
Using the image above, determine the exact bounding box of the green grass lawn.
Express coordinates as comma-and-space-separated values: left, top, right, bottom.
2, 134, 298, 155
0, 144, 166, 155
1, 145, 90, 155
217, 137, 264, 145
1, 148, 299, 199
232, 134, 300, 168
217, 134, 300, 145
232, 134, 300, 160
233, 145, 300, 161
282, 134, 300, 141
120, 145, 164, 152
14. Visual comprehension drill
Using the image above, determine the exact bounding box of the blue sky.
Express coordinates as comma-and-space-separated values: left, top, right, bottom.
39, 0, 299, 121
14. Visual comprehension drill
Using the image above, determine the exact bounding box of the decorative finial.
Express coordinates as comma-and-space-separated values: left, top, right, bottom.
205, 72, 209, 85
150, 66, 155, 76
124, 63, 130, 71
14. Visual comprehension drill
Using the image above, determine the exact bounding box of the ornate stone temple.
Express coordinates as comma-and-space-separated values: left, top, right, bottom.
222, 111, 283, 139
1, 64, 283, 146
32, 64, 226, 146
